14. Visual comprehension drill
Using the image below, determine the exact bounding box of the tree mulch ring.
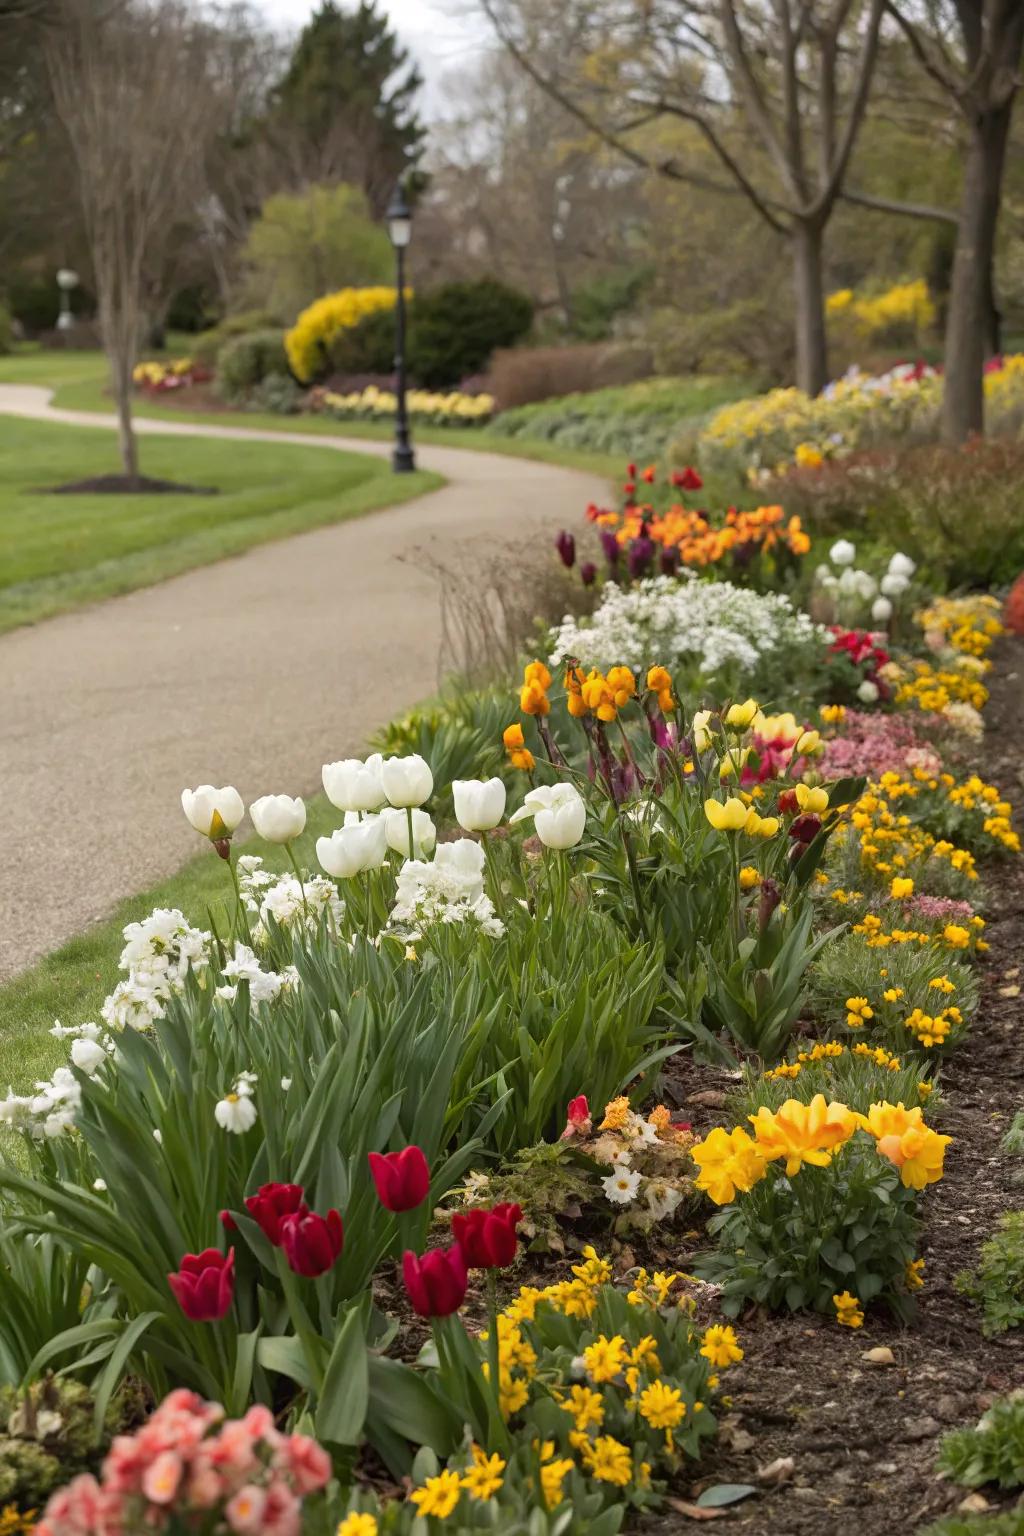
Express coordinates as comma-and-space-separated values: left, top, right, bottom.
43, 474, 218, 495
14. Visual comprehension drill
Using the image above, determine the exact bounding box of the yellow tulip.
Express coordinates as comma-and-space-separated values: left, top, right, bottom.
725, 698, 760, 731
795, 730, 822, 756
755, 816, 780, 838
795, 784, 829, 814
704, 797, 750, 832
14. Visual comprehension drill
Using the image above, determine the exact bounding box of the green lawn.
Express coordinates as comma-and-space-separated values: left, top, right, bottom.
0, 415, 440, 632
0, 798, 345, 1102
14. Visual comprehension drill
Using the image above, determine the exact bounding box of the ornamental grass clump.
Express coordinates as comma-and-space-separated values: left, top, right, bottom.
691, 1094, 949, 1322
937, 1392, 1024, 1491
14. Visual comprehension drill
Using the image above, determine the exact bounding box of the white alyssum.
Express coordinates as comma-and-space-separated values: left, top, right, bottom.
252, 871, 345, 943
548, 575, 823, 681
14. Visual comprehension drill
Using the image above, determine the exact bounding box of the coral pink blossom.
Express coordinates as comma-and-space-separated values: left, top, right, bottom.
262, 1482, 301, 1536
282, 1434, 332, 1494
142, 1450, 184, 1505
225, 1484, 268, 1534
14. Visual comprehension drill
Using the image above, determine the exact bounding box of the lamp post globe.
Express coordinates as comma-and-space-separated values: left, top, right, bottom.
56, 268, 79, 332
386, 184, 415, 474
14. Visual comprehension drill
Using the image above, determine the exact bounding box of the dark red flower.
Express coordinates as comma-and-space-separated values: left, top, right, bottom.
623, 481, 637, 500
789, 813, 822, 845
555, 530, 576, 569
403, 1244, 468, 1317
670, 466, 703, 491
777, 788, 798, 816
219, 1209, 237, 1232
168, 1248, 234, 1321
561, 1095, 591, 1139
280, 1209, 344, 1278
641, 465, 656, 484
368, 1146, 430, 1212
245, 1182, 307, 1246
626, 461, 637, 478
452, 1203, 522, 1270
580, 561, 597, 587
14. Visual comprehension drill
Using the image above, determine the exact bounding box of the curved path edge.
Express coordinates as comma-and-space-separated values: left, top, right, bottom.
0, 385, 610, 979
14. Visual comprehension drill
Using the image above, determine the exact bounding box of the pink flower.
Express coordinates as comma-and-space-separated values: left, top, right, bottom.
560, 1094, 592, 1139
281, 1433, 332, 1494
240, 1404, 279, 1444
262, 1481, 301, 1536
225, 1484, 268, 1534
187, 1453, 224, 1509
142, 1450, 184, 1505
208, 1419, 260, 1478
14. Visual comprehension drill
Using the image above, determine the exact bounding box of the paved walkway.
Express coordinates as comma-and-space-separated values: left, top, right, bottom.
0, 386, 608, 979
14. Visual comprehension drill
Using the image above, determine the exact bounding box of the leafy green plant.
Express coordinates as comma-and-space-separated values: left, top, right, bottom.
917, 1511, 1024, 1536
938, 1394, 1024, 1491
409, 279, 533, 388
1002, 1112, 1024, 1157
956, 1212, 1024, 1336
215, 329, 290, 402
0, 1377, 144, 1508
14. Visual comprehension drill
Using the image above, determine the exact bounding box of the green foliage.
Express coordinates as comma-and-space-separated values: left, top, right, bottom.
734, 1044, 938, 1121
917, 1512, 1024, 1536
956, 1212, 1024, 1337
326, 304, 396, 376
0, 1377, 143, 1508
192, 310, 282, 366
938, 1394, 1024, 1491
239, 184, 392, 321
569, 267, 652, 342
370, 686, 511, 807
491, 375, 754, 465
1003, 1112, 1024, 1157
807, 930, 978, 1052
215, 329, 290, 402
441, 1142, 596, 1255
410, 279, 534, 389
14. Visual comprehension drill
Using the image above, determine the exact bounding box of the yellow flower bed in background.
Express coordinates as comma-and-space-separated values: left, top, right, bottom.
826, 279, 936, 341
285, 286, 402, 383
320, 383, 495, 427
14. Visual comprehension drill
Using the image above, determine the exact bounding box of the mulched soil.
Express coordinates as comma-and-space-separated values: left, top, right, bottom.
44, 473, 217, 494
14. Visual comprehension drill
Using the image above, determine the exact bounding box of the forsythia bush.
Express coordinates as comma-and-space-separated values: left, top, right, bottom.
285, 287, 402, 384
826, 279, 936, 343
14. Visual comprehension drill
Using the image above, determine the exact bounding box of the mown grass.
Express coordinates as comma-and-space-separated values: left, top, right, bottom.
0, 415, 441, 632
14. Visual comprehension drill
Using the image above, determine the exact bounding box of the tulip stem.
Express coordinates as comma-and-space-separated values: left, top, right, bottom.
275, 1252, 325, 1393
405, 806, 416, 861
285, 842, 311, 920
225, 849, 250, 944
620, 821, 650, 944
363, 870, 374, 940
482, 832, 506, 920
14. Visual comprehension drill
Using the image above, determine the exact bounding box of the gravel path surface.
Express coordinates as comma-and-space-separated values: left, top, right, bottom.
0, 386, 608, 978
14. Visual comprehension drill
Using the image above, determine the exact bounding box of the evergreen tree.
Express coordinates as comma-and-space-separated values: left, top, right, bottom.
273, 1, 425, 216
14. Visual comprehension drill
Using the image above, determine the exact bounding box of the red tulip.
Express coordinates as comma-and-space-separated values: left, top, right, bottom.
789, 813, 822, 845
402, 1245, 467, 1318
245, 1183, 307, 1246
671, 466, 703, 491
641, 465, 656, 484
452, 1203, 522, 1270
168, 1248, 234, 1321
560, 1095, 592, 1140
777, 788, 799, 816
368, 1146, 430, 1212
280, 1209, 343, 1278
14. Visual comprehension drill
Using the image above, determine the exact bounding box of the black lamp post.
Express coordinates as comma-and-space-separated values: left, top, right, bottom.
386, 183, 415, 474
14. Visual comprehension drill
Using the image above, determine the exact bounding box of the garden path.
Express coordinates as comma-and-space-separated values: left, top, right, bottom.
0, 385, 609, 978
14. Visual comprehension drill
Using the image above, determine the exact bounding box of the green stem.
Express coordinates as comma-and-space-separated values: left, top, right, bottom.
482, 831, 507, 920
285, 842, 311, 919
405, 806, 416, 861
620, 820, 650, 944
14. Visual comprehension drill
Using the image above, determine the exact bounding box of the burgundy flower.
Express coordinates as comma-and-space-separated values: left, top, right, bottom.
580, 561, 597, 587
403, 1245, 468, 1317
627, 536, 655, 580
368, 1146, 430, 1212
789, 813, 822, 845
555, 530, 576, 569
671, 466, 703, 491
599, 529, 620, 568
245, 1183, 307, 1246
452, 1203, 522, 1270
659, 545, 679, 576
168, 1248, 234, 1321
280, 1209, 344, 1278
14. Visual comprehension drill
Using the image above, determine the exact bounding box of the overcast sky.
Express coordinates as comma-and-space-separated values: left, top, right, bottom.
254, 0, 492, 116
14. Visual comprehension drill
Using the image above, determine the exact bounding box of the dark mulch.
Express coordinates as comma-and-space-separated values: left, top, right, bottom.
44, 474, 217, 495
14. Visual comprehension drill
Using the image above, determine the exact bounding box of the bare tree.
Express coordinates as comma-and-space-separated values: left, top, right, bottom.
481, 0, 962, 394
44, 0, 222, 479
888, 0, 1024, 442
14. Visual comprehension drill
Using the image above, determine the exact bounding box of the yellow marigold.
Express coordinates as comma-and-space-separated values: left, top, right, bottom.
638, 1380, 687, 1429
410, 1469, 462, 1519
700, 1324, 744, 1367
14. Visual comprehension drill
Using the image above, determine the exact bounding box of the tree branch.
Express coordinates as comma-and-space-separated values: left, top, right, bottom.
840, 185, 960, 223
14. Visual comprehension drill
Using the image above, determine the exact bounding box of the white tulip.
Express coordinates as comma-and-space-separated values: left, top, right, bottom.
872, 596, 893, 623
381, 754, 433, 808
70, 1038, 108, 1075
880, 572, 909, 598
181, 785, 244, 840
853, 570, 877, 601
508, 782, 580, 825
382, 806, 436, 857
452, 777, 507, 832
857, 679, 880, 704
536, 791, 587, 850
830, 539, 856, 566
316, 817, 388, 879
322, 754, 385, 813
691, 709, 715, 753
249, 794, 306, 844
434, 838, 486, 879
888, 552, 916, 578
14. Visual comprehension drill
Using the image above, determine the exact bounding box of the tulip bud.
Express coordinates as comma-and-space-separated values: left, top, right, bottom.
580, 561, 597, 587
182, 785, 244, 841
724, 698, 760, 731
245, 1182, 307, 1245
168, 1248, 235, 1321
322, 755, 386, 813
279, 1209, 344, 1278
452, 1202, 522, 1269
381, 754, 434, 809
403, 1244, 468, 1317
777, 788, 798, 815
758, 877, 782, 933
788, 812, 822, 845
368, 1146, 431, 1212
249, 795, 306, 844
382, 806, 436, 858
452, 777, 506, 833
795, 783, 829, 815
554, 530, 576, 568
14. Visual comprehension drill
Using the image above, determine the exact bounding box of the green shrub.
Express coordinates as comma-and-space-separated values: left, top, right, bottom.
938, 1394, 1024, 1491
957, 1212, 1024, 1336
192, 310, 282, 367
251, 372, 302, 415
1003, 1112, 1024, 1156
327, 304, 396, 376
917, 1512, 1024, 1536
409, 278, 533, 388
215, 329, 290, 403
239, 183, 392, 321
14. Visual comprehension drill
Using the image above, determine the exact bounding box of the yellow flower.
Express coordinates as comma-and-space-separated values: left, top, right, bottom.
833, 1291, 864, 1328
748, 1093, 858, 1175
461, 1450, 505, 1501
337, 1516, 378, 1536
796, 729, 822, 756
607, 665, 637, 708
599, 1096, 630, 1130
890, 876, 914, 900
498, 1374, 529, 1417
795, 784, 829, 814
629, 1335, 661, 1371
691, 1125, 767, 1204
700, 1324, 744, 1368
883, 987, 904, 1003
739, 866, 762, 890
725, 698, 760, 730
560, 1384, 604, 1431
583, 1334, 628, 1384
584, 1436, 633, 1486
704, 796, 751, 831
539, 1457, 575, 1508
876, 1123, 951, 1189
906, 1258, 925, 1291
410, 1470, 462, 1519
845, 996, 874, 1029
820, 704, 846, 724
638, 1380, 687, 1429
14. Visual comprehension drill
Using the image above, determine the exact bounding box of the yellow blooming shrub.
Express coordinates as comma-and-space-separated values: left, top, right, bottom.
318, 383, 495, 426
284, 286, 402, 383
826, 279, 936, 344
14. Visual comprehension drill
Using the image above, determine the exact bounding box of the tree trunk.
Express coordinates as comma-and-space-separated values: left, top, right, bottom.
792, 219, 828, 396
942, 104, 1013, 443
112, 354, 139, 480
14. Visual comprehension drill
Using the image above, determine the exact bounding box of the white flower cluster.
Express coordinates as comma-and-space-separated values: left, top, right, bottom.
816, 542, 916, 627
238, 858, 345, 944
215, 942, 299, 1004
0, 1066, 83, 1139
101, 908, 211, 1032
596, 1109, 684, 1222
548, 574, 823, 680
390, 839, 505, 939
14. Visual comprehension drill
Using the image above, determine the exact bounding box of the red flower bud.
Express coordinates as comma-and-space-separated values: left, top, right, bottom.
368, 1146, 430, 1212
280, 1209, 344, 1278
451, 1202, 522, 1269
168, 1248, 234, 1321
219, 1209, 237, 1231
245, 1182, 307, 1246
641, 465, 656, 483
777, 788, 798, 815
789, 813, 822, 845
561, 1094, 592, 1139
402, 1244, 468, 1318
